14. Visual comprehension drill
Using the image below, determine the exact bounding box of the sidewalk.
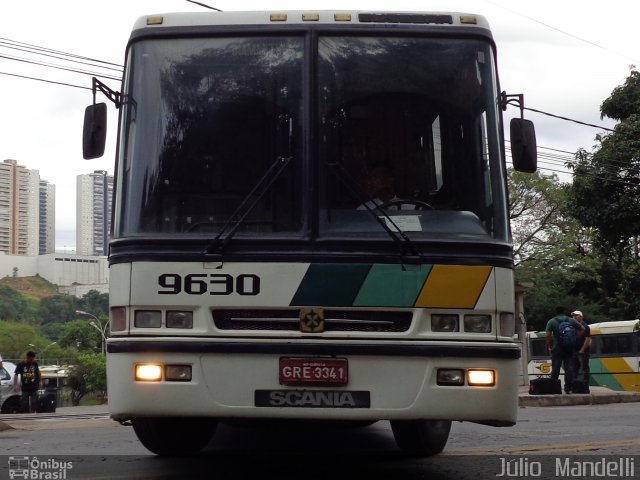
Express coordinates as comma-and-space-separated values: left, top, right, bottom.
519, 385, 640, 407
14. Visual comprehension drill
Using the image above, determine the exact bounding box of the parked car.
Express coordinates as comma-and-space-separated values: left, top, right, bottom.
1, 361, 20, 413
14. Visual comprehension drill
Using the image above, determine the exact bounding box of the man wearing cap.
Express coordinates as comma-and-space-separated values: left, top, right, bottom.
572, 310, 591, 393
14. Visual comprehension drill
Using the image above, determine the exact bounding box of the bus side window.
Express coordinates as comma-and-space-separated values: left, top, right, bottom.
530, 337, 548, 358
617, 335, 634, 355
600, 336, 617, 355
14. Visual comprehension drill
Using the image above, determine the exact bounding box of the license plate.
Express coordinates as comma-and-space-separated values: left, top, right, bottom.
279, 357, 348, 385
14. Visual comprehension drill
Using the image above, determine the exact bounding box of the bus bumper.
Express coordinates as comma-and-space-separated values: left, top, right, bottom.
107, 338, 520, 425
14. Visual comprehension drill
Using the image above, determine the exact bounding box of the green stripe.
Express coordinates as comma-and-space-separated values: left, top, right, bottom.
291, 264, 372, 307
353, 264, 431, 307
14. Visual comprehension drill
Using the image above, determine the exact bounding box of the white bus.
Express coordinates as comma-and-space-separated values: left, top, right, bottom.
83, 10, 537, 456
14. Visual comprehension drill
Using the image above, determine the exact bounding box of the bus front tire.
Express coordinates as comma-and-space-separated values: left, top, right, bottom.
131, 418, 217, 456
390, 419, 451, 457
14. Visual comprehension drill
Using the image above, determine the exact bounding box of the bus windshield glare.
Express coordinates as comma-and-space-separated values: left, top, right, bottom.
116, 35, 507, 242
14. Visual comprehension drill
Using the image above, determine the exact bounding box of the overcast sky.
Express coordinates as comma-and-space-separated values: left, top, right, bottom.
0, 0, 638, 251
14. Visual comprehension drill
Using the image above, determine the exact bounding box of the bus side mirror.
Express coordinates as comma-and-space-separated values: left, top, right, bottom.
83, 103, 107, 160
510, 118, 537, 173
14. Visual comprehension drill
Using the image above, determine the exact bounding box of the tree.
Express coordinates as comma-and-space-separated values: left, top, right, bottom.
57, 320, 102, 353
77, 290, 109, 317
39, 295, 77, 324
570, 69, 640, 263
0, 285, 31, 321
508, 169, 586, 269
0, 320, 50, 359
508, 170, 610, 328
67, 353, 107, 406
567, 69, 640, 319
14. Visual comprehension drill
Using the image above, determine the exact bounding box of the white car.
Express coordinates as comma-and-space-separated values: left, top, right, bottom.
1, 361, 21, 414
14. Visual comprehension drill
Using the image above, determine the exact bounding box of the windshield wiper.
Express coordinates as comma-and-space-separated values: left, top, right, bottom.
325, 162, 420, 263
203, 156, 292, 259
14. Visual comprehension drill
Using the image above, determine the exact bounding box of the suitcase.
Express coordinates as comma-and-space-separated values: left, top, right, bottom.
36, 393, 57, 413
529, 377, 561, 395
571, 380, 590, 394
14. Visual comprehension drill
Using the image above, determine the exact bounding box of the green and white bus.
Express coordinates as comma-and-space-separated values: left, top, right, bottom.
528, 320, 640, 391
83, 10, 537, 456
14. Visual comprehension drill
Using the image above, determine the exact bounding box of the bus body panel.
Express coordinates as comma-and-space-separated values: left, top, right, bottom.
107, 345, 519, 423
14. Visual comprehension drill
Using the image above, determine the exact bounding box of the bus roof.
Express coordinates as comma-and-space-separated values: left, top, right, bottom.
527, 319, 640, 337
588, 319, 640, 335
132, 11, 491, 31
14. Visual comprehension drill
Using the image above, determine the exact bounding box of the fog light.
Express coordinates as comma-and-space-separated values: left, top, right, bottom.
467, 369, 495, 386
431, 314, 459, 332
135, 310, 162, 328
166, 311, 193, 329
500, 312, 515, 337
437, 368, 465, 386
135, 364, 162, 381
165, 365, 192, 381
110, 307, 126, 331
463, 314, 491, 333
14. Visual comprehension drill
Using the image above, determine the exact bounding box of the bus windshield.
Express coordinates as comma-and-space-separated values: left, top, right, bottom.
116, 34, 507, 242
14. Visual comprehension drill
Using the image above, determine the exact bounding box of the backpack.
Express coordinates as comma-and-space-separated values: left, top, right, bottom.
557, 319, 577, 350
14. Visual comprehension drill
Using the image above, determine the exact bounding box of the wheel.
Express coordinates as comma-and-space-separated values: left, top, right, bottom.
1, 396, 21, 414
390, 420, 451, 457
378, 199, 433, 210
131, 418, 217, 456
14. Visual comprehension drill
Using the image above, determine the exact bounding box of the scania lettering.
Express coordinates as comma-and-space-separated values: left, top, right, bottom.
84, 10, 537, 457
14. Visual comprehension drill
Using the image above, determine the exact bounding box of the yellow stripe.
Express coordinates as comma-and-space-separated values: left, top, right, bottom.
415, 265, 492, 308
600, 357, 640, 391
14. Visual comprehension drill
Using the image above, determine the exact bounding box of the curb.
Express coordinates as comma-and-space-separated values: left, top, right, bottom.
520, 392, 640, 407
0, 421, 14, 431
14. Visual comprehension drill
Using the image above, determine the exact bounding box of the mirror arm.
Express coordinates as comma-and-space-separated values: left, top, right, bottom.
92, 77, 122, 109
500, 92, 524, 119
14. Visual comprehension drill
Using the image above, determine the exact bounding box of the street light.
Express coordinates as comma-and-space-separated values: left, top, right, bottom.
76, 310, 109, 355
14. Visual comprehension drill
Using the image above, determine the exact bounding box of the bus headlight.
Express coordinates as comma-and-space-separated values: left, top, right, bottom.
431, 314, 459, 332
166, 311, 193, 329
467, 369, 495, 386
463, 314, 491, 333
500, 312, 515, 337
134, 310, 162, 328
135, 364, 162, 381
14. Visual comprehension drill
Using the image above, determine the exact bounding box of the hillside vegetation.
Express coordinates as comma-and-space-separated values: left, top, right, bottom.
0, 275, 59, 299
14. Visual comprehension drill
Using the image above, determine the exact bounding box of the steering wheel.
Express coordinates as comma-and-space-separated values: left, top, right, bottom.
377, 199, 434, 210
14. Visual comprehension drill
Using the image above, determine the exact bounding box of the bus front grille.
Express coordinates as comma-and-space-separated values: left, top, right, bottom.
212, 309, 412, 332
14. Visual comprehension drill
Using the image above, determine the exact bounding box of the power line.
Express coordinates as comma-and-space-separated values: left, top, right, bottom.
0, 41, 123, 73
482, 0, 640, 65
0, 37, 123, 69
523, 106, 615, 132
0, 70, 91, 90
0, 53, 121, 81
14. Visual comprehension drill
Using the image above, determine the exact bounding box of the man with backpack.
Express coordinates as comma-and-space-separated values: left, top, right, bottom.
545, 307, 585, 394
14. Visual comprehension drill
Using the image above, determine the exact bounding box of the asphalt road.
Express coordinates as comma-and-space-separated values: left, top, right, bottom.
1, 404, 639, 480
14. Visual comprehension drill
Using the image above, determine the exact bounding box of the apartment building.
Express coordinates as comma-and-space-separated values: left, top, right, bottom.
0, 159, 40, 255
39, 180, 56, 254
76, 170, 113, 256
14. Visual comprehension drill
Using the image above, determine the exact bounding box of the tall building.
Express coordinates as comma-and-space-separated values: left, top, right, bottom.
0, 159, 40, 255
76, 170, 113, 256
39, 180, 56, 254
